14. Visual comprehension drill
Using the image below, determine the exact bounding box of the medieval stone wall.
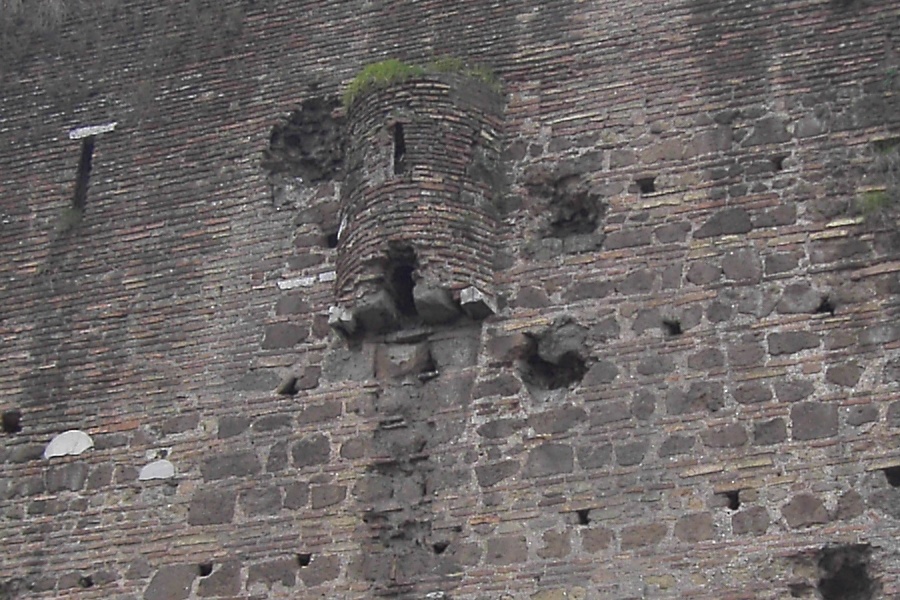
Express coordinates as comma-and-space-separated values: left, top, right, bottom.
0, 0, 899, 598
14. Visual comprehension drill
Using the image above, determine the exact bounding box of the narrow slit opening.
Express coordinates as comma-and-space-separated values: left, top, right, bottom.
2, 409, 22, 434
662, 318, 682, 336
393, 123, 406, 175
296, 552, 312, 567
636, 176, 656, 195
73, 136, 95, 210
198, 562, 213, 577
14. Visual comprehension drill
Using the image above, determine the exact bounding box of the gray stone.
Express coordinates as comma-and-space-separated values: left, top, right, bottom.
846, 404, 878, 426
292, 434, 330, 467
188, 488, 236, 525
826, 363, 863, 387
589, 401, 630, 426
218, 416, 249, 438
583, 360, 619, 385
776, 283, 821, 314
235, 369, 280, 391
240, 486, 282, 516
743, 115, 791, 146
615, 440, 648, 466
576, 443, 613, 469
637, 354, 674, 375
768, 331, 820, 355
617, 269, 655, 294
782, 493, 829, 528
261, 323, 307, 349
688, 348, 724, 370
144, 565, 196, 600
200, 451, 261, 481
791, 402, 838, 440
327, 305, 357, 336
722, 249, 761, 282
701, 424, 748, 448
733, 382, 772, 404
604, 228, 652, 249
247, 558, 296, 589
523, 443, 574, 477
686, 261, 721, 284
45, 462, 89, 492
486, 536, 528, 565
753, 418, 787, 445
198, 561, 241, 598
283, 482, 310, 509
631, 390, 656, 419
774, 379, 814, 403
529, 405, 587, 434
674, 513, 715, 542
413, 284, 460, 324
621, 523, 667, 549
298, 554, 340, 587
659, 434, 695, 457
666, 381, 724, 414
310, 484, 346, 509
694, 208, 753, 238
475, 461, 518, 487
460, 286, 496, 319
732, 506, 770, 535
353, 289, 399, 332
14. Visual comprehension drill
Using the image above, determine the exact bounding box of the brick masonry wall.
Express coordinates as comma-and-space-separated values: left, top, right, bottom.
0, 0, 898, 598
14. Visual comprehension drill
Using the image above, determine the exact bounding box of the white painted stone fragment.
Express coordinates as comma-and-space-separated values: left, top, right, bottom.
138, 459, 176, 481
318, 270, 336, 282
460, 286, 497, 320
43, 430, 94, 459
277, 276, 316, 290
68, 122, 117, 139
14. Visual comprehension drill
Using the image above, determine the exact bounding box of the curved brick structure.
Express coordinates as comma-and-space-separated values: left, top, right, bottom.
335, 74, 504, 331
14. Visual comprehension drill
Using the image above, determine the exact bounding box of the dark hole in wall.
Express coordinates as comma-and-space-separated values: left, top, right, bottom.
815, 297, 835, 315
325, 230, 339, 249
817, 544, 878, 600
576, 509, 591, 525
662, 318, 682, 336
636, 176, 656, 195
296, 553, 312, 567
882, 466, 900, 487
276, 375, 299, 396
771, 155, 787, 171
872, 137, 900, 154
198, 562, 213, 577
2, 409, 22, 434
548, 179, 606, 238
73, 136, 95, 210
432, 541, 449, 555
789, 582, 815, 598
393, 123, 407, 175
385, 242, 418, 317
261, 96, 344, 182
521, 346, 587, 391
720, 490, 740, 510
78, 575, 94, 588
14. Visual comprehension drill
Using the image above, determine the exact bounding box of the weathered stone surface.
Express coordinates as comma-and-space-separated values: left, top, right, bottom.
240, 486, 282, 516
43, 430, 93, 459
460, 286, 496, 319
413, 284, 460, 324
188, 488, 236, 525
826, 363, 863, 387
846, 404, 879, 426
686, 261, 721, 284
353, 289, 400, 332
887, 401, 900, 427
768, 331, 820, 355
537, 529, 571, 558
589, 401, 630, 426
218, 416, 250, 438
375, 343, 432, 379
774, 379, 814, 403
292, 434, 330, 467
835, 490, 865, 521
655, 222, 691, 243
604, 228, 652, 249
477, 418, 525, 439
583, 360, 619, 385
322, 344, 375, 383
791, 402, 838, 440
743, 115, 790, 145
732, 507, 770, 535
659, 434, 695, 457
201, 451, 261, 481
310, 484, 346, 509
753, 418, 787, 445
631, 390, 656, 419
248, 558, 296, 588
261, 323, 307, 349
674, 513, 715, 542
576, 443, 613, 469
581, 527, 614, 552
620, 523, 667, 550
617, 269, 655, 294
701, 424, 748, 448
160, 413, 199, 435
615, 441, 648, 466
139, 459, 176, 481
144, 565, 196, 600
198, 561, 241, 597
666, 381, 724, 414
486, 536, 528, 565
688, 348, 724, 370
45, 462, 88, 492
283, 482, 310, 509
722, 249, 761, 282
523, 444, 574, 477
299, 554, 340, 587
637, 354, 674, 376
782, 493, 829, 528
694, 208, 753, 238
776, 283, 821, 314
733, 382, 772, 405
476, 461, 519, 487
528, 405, 587, 434
251, 413, 292, 432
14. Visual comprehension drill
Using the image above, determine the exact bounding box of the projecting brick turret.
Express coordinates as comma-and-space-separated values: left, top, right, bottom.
333, 73, 504, 335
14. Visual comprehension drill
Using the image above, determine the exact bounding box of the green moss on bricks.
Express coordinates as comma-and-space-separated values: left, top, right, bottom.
56, 205, 83, 232
343, 57, 500, 109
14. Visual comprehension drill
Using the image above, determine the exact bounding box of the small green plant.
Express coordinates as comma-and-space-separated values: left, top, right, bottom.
343, 56, 500, 109
856, 189, 896, 219
56, 205, 83, 232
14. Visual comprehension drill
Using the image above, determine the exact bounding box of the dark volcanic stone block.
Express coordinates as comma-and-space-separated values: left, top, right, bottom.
576, 443, 613, 469
791, 402, 838, 440
476, 460, 519, 487
733, 382, 772, 405
240, 485, 282, 516
188, 488, 236, 525
201, 451, 261, 481
261, 323, 308, 349
768, 331, 820, 355
701, 424, 748, 448
666, 381, 724, 414
45, 462, 88, 493
615, 440, 648, 466
782, 493, 828, 528
825, 363, 863, 387
621, 523, 667, 550
846, 405, 878, 426
582, 527, 614, 552
523, 443, 574, 477
528, 405, 587, 434
659, 434, 695, 457
198, 561, 241, 597
292, 434, 330, 467
248, 558, 296, 588
674, 513, 715, 542
583, 360, 619, 384
299, 554, 339, 587
753, 418, 787, 445
694, 208, 753, 238
144, 565, 196, 600
486, 536, 528, 565
774, 379, 814, 403
310, 484, 346, 509
732, 506, 770, 535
